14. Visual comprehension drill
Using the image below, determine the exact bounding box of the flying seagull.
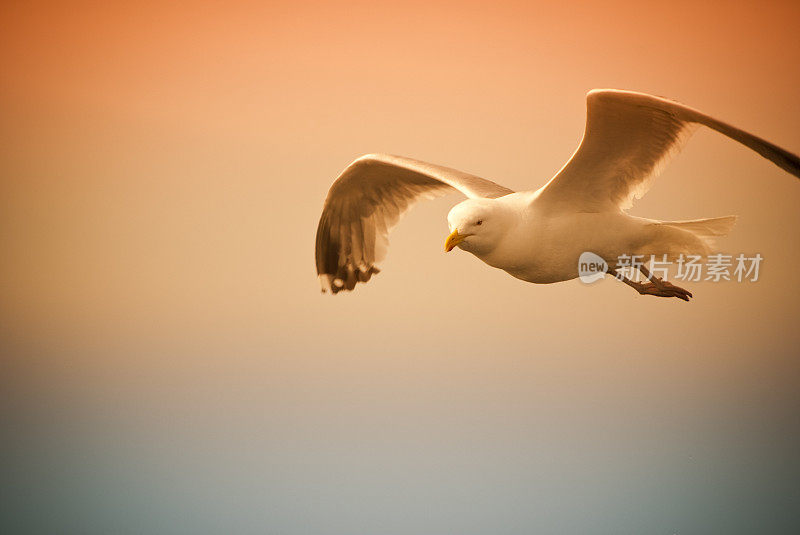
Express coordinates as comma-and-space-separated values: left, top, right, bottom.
315, 89, 800, 300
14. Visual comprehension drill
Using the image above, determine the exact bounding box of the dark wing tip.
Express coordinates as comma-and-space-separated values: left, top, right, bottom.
318, 267, 380, 295
316, 204, 381, 294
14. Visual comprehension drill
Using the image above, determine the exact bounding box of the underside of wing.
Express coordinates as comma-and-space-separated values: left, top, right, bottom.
538, 89, 800, 212
315, 154, 514, 293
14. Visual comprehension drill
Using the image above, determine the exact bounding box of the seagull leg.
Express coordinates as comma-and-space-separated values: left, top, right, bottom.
638, 265, 693, 301
607, 267, 693, 301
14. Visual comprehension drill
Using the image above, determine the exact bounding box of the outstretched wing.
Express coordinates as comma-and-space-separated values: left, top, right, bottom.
315, 153, 513, 293
538, 89, 800, 212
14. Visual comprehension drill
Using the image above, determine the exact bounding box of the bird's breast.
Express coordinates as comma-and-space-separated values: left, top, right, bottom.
475, 212, 608, 284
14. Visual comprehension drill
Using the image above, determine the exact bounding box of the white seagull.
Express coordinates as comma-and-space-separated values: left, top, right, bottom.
315, 90, 800, 300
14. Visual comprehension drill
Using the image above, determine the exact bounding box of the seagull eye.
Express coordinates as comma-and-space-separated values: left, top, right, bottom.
476, 220, 483, 226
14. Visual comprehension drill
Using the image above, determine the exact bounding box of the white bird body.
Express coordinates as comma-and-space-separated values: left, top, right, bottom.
315, 89, 799, 299
487, 205, 635, 284
447, 194, 728, 285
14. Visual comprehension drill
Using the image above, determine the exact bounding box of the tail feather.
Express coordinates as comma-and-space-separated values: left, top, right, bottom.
661, 215, 737, 238
640, 215, 738, 259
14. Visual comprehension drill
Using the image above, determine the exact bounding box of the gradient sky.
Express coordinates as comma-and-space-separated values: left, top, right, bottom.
2, 2, 799, 533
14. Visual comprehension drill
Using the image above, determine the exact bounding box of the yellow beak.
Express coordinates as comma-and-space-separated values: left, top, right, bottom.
444, 229, 465, 252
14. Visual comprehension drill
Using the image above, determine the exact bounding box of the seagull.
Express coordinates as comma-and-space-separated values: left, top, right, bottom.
315, 89, 800, 300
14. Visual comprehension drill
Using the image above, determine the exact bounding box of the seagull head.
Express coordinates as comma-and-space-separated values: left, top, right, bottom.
444, 198, 509, 255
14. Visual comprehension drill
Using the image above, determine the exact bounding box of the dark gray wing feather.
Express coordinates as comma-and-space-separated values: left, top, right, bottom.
315, 154, 513, 293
